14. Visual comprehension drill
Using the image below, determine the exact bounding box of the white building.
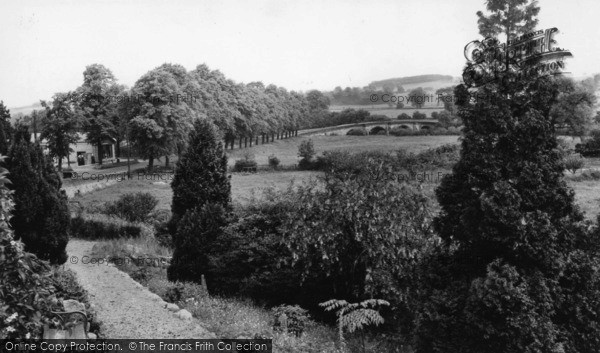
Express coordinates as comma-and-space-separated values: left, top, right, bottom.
31, 132, 117, 166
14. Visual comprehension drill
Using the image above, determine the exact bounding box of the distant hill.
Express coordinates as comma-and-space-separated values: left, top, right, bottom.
7, 102, 43, 122
369, 74, 455, 89
329, 74, 459, 106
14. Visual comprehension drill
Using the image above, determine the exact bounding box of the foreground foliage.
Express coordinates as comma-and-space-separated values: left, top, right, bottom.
414, 49, 600, 353
169, 118, 231, 282
6, 129, 69, 264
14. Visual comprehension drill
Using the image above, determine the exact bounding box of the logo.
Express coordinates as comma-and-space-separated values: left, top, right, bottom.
463, 27, 572, 87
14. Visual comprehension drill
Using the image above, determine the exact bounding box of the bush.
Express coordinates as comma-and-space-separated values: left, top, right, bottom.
575, 129, 600, 157
234, 151, 257, 172
268, 154, 280, 169
70, 213, 144, 240
280, 164, 438, 324
171, 118, 230, 224
570, 169, 600, 182
0, 156, 60, 339
370, 114, 390, 121
346, 128, 368, 136
234, 158, 257, 172
415, 64, 600, 352
397, 113, 411, 120
298, 140, 316, 161
7, 136, 69, 265
298, 140, 317, 170
104, 192, 158, 222
168, 203, 228, 283
565, 153, 585, 174
412, 111, 427, 119
272, 305, 311, 337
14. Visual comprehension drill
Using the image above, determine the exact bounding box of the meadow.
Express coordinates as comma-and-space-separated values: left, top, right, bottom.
226, 134, 460, 167
74, 134, 600, 221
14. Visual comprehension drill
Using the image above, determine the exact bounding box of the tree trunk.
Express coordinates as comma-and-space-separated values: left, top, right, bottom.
148, 156, 154, 170
165, 155, 170, 167
97, 137, 103, 165
127, 138, 131, 179
58, 157, 63, 171
115, 137, 121, 160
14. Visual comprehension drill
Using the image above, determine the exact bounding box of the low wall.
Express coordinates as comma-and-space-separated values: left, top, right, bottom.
62, 179, 120, 198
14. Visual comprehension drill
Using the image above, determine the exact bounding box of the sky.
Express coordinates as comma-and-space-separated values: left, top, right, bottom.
1, 0, 599, 109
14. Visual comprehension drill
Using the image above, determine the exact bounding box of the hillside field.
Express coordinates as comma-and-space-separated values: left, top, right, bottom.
226, 134, 460, 167
73, 134, 600, 221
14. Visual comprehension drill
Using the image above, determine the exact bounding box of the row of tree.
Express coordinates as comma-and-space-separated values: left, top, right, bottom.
16, 63, 332, 169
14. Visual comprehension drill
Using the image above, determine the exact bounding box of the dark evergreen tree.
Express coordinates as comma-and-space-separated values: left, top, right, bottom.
167, 203, 228, 283
170, 118, 230, 221
7, 132, 69, 264
168, 118, 231, 282
0, 101, 12, 155
415, 56, 600, 353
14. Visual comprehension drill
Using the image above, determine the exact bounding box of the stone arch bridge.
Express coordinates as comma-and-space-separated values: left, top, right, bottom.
298, 119, 440, 137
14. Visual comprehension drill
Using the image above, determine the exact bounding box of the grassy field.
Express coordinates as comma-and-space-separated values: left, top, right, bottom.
71, 170, 322, 210
72, 135, 600, 221
226, 134, 460, 167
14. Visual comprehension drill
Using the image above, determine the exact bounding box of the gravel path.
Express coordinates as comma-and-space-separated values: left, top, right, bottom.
66, 239, 214, 339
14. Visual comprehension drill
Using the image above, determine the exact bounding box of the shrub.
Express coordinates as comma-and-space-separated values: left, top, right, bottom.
412, 111, 427, 119
415, 63, 600, 352
298, 140, 316, 170
0, 156, 60, 339
298, 140, 316, 161
272, 305, 311, 337
370, 114, 390, 121
70, 213, 144, 240
389, 127, 413, 136
397, 113, 411, 120
565, 153, 585, 174
570, 169, 600, 182
268, 155, 280, 169
168, 203, 228, 283
320, 299, 389, 350
282, 163, 438, 324
346, 128, 368, 136
104, 192, 158, 222
7, 135, 69, 264
234, 158, 257, 172
171, 118, 230, 224
575, 129, 600, 157
234, 150, 257, 172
